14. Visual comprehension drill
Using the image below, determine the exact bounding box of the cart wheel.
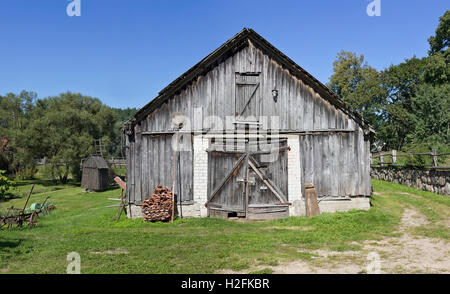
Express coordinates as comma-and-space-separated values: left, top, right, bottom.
27, 212, 39, 228
16, 216, 23, 228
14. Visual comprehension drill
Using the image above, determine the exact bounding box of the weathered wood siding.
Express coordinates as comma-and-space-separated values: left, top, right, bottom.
136, 41, 357, 133
126, 40, 371, 205
207, 141, 289, 212
299, 131, 371, 198
81, 168, 109, 191
126, 133, 193, 205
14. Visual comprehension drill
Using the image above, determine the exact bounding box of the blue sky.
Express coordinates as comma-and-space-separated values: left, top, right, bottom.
0, 0, 448, 109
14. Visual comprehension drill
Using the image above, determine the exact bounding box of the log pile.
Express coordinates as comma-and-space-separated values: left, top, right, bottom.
141, 186, 174, 222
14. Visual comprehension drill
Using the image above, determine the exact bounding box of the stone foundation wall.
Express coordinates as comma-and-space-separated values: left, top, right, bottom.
371, 167, 449, 195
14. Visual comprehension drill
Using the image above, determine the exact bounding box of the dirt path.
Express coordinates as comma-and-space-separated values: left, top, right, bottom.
218, 208, 450, 274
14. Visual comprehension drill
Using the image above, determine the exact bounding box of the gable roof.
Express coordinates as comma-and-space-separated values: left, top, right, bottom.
127, 28, 374, 133
83, 155, 109, 169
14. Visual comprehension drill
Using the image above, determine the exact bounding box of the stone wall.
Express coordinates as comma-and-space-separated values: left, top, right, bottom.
371, 167, 450, 195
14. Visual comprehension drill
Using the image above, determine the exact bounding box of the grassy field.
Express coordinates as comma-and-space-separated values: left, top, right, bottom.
0, 179, 448, 274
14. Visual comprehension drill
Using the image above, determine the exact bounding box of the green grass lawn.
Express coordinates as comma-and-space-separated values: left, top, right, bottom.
0, 180, 448, 274
11, 179, 79, 198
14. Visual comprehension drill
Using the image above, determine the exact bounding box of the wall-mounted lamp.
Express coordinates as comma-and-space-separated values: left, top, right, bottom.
272, 89, 279, 103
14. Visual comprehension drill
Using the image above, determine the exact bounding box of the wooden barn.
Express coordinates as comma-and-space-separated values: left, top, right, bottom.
81, 155, 110, 192
123, 28, 374, 220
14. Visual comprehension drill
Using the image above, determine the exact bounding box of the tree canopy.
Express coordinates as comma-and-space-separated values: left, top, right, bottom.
0, 91, 136, 182
328, 10, 449, 152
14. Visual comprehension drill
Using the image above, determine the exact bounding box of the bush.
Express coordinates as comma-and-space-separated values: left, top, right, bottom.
14, 167, 37, 180
0, 170, 15, 200
403, 143, 450, 168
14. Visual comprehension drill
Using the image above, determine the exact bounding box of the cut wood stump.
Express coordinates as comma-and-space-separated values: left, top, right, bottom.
305, 183, 320, 217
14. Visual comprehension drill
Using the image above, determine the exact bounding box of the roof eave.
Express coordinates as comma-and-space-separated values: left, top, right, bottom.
127, 28, 375, 134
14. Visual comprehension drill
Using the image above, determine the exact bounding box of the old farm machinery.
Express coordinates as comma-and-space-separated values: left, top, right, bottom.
0, 185, 54, 230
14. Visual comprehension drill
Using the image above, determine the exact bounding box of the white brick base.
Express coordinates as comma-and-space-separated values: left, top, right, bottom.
192, 135, 209, 217
287, 135, 302, 216
126, 204, 143, 218
126, 203, 203, 219
126, 197, 370, 219
318, 197, 371, 213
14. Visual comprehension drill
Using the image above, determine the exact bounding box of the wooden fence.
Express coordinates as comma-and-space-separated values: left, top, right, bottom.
107, 157, 126, 168
371, 149, 450, 170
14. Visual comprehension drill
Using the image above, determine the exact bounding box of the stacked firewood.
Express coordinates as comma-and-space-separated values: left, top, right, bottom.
141, 186, 174, 222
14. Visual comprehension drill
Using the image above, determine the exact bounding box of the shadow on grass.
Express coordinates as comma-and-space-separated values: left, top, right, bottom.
14, 179, 80, 187
104, 183, 121, 192
0, 194, 22, 202
0, 239, 22, 250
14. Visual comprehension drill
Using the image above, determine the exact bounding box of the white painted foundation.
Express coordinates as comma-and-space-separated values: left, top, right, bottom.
287, 135, 302, 216
192, 135, 209, 217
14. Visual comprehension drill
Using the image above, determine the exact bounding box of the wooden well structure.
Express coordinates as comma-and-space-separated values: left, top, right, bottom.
81, 155, 110, 191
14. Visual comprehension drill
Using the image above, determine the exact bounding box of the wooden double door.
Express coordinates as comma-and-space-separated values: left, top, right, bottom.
206, 138, 290, 219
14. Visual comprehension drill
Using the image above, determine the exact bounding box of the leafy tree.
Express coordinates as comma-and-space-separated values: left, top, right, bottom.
329, 10, 450, 151
0, 90, 133, 183
108, 107, 137, 158
428, 10, 450, 55
0, 170, 15, 200
327, 51, 385, 128
423, 50, 450, 85
378, 56, 426, 149
0, 91, 37, 176
24, 92, 118, 183
113, 107, 138, 122
408, 83, 450, 147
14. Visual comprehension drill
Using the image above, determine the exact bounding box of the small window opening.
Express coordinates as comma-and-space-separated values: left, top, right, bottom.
228, 212, 238, 218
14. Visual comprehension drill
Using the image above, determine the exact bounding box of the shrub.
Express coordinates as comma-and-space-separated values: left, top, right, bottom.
0, 170, 15, 200
14, 167, 37, 180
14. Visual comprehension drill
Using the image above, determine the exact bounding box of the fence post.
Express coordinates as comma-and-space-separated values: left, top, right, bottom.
379, 153, 384, 167
392, 150, 397, 164
432, 149, 437, 168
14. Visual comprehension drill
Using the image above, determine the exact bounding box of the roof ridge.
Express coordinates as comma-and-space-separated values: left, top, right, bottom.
127, 29, 374, 133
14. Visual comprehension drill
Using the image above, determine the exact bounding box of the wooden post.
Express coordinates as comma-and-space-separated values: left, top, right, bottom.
243, 132, 250, 219
171, 130, 179, 223
243, 154, 250, 219
22, 184, 35, 213
392, 150, 397, 164
112, 177, 127, 222
379, 153, 384, 167
115, 189, 125, 221
304, 183, 320, 217
432, 149, 437, 168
